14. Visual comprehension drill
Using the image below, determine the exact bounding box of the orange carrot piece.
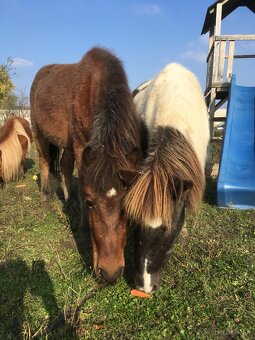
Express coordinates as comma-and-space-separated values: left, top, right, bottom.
130, 289, 151, 298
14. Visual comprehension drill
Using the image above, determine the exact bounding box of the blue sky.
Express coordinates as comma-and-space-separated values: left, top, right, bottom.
1, 0, 255, 98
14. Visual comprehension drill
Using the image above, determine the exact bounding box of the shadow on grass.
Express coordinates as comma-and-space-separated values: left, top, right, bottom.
204, 176, 217, 206
61, 177, 94, 277
0, 259, 78, 339
24, 157, 35, 172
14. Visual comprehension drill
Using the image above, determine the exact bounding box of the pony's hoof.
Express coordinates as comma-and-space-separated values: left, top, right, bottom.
41, 200, 50, 208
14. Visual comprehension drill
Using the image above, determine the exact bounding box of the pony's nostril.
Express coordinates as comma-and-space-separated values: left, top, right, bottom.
98, 267, 103, 278
152, 284, 159, 292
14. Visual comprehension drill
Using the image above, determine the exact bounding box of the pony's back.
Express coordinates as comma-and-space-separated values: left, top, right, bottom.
134, 63, 209, 169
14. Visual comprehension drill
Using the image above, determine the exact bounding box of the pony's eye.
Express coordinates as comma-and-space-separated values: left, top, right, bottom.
120, 179, 128, 190
85, 199, 93, 209
161, 225, 167, 232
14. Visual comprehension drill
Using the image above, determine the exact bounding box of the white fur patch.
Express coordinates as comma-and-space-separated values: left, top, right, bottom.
142, 258, 153, 293
134, 62, 209, 169
106, 187, 117, 197
146, 218, 162, 229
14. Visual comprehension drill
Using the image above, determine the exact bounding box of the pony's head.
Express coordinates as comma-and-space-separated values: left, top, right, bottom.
124, 127, 205, 293
82, 144, 143, 284
133, 184, 189, 293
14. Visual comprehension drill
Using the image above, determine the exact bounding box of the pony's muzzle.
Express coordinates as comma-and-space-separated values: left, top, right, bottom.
98, 266, 124, 284
134, 272, 161, 293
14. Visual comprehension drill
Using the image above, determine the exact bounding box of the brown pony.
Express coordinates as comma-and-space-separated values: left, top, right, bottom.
0, 117, 32, 183
30, 47, 146, 284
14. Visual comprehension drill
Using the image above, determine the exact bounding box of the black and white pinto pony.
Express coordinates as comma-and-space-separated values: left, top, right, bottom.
124, 63, 209, 293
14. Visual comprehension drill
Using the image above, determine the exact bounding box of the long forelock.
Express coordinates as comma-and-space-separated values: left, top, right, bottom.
124, 127, 205, 229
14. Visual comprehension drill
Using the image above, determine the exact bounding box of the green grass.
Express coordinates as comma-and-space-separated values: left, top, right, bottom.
0, 148, 255, 339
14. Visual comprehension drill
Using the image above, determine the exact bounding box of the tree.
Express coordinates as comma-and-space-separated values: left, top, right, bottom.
16, 86, 29, 118
0, 57, 15, 110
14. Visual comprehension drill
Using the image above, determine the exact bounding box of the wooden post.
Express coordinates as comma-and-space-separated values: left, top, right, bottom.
206, 27, 215, 89
206, 88, 217, 176
206, 2, 223, 175
215, 3, 222, 35
212, 3, 223, 83
218, 40, 226, 82
208, 26, 215, 51
226, 40, 235, 82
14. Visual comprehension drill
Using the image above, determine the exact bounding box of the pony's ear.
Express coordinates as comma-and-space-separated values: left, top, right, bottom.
181, 180, 193, 202
118, 168, 140, 187
126, 147, 142, 166
183, 180, 193, 193
82, 146, 96, 166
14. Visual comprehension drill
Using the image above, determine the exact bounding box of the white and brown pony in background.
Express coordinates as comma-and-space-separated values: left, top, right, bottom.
124, 63, 209, 293
0, 117, 32, 184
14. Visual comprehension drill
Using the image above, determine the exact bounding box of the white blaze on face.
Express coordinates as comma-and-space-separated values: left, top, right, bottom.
142, 258, 153, 293
106, 187, 117, 197
146, 218, 162, 229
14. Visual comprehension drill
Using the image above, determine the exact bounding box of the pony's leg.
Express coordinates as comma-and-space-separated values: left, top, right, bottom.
33, 126, 52, 203
60, 149, 74, 201
79, 192, 90, 234
77, 173, 90, 235
72, 144, 89, 233
17, 135, 28, 178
